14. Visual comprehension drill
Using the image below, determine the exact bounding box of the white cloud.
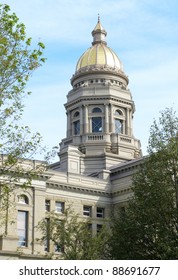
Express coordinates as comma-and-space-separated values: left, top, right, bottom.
2, 0, 178, 159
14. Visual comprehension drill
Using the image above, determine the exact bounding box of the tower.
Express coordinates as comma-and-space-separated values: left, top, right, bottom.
59, 18, 142, 175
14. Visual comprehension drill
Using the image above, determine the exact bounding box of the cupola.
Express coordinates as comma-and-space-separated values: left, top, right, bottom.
71, 16, 128, 86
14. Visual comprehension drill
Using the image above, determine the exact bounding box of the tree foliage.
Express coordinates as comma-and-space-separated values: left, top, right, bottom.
0, 4, 45, 233
110, 108, 178, 259
0, 4, 45, 157
37, 208, 110, 259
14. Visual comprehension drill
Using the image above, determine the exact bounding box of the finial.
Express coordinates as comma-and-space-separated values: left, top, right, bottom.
92, 15, 107, 45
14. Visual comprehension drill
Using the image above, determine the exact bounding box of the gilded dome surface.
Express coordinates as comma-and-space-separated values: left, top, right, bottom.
76, 44, 123, 71
75, 17, 124, 73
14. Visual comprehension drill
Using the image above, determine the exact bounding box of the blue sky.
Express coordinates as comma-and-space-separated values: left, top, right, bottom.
3, 0, 178, 161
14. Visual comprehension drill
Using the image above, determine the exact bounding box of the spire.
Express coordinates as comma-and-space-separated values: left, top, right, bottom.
92, 15, 107, 45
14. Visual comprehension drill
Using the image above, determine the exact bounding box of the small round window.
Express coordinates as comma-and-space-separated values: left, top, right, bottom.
74, 111, 80, 117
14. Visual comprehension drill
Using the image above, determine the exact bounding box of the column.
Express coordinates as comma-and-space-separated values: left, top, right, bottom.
66, 111, 71, 137
84, 105, 89, 134
130, 111, 133, 136
126, 108, 130, 136
104, 104, 109, 133
110, 104, 114, 133
80, 106, 83, 135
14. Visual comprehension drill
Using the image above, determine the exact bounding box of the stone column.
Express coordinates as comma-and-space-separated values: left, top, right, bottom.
130, 112, 133, 136
66, 111, 71, 137
126, 108, 130, 136
80, 106, 83, 135
84, 105, 89, 133
105, 104, 109, 133
110, 104, 114, 133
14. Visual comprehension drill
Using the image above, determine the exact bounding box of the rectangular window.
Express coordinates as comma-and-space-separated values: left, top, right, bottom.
92, 117, 102, 132
55, 201, 64, 213
45, 200, 50, 212
54, 220, 64, 253
17, 211, 28, 247
83, 205, 92, 217
115, 119, 123, 134
97, 224, 103, 234
87, 223, 92, 231
74, 120, 80, 135
96, 207, 105, 218
44, 218, 50, 252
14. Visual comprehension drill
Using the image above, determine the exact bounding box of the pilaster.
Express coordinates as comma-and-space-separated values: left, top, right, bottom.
84, 105, 89, 134
104, 103, 109, 133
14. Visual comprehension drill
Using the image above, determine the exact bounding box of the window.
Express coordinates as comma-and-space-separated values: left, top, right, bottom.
92, 107, 102, 113
83, 205, 92, 217
74, 111, 80, 117
17, 211, 28, 247
45, 200, 50, 212
73, 110, 80, 135
115, 119, 123, 134
55, 201, 64, 213
97, 224, 103, 234
87, 223, 92, 231
114, 109, 125, 134
18, 194, 28, 204
115, 109, 123, 115
74, 120, 80, 135
96, 207, 105, 218
87, 223, 92, 237
54, 244, 64, 253
92, 117, 102, 132
91, 107, 103, 133
44, 218, 50, 252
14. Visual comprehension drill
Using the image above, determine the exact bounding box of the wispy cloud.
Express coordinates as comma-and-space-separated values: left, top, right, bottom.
3, 0, 178, 158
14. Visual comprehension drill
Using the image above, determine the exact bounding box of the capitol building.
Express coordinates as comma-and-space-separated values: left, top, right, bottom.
0, 18, 143, 259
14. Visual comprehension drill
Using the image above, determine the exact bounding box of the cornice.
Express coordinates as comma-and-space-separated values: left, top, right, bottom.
65, 95, 133, 109
71, 65, 128, 85
46, 180, 133, 199
46, 181, 111, 197
111, 186, 132, 198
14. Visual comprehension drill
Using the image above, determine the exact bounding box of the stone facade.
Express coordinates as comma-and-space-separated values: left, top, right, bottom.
0, 18, 143, 259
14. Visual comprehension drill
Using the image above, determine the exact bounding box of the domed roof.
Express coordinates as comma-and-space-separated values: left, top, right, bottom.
76, 44, 123, 71
75, 17, 124, 73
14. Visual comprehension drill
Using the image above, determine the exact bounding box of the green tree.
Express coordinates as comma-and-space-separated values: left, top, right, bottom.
0, 4, 45, 234
110, 108, 178, 259
37, 208, 110, 259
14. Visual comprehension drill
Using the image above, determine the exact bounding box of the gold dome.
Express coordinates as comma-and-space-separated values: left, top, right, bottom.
75, 17, 124, 72
76, 44, 123, 71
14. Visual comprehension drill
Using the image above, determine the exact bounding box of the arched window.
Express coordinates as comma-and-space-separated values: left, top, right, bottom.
114, 108, 125, 134
91, 107, 103, 133
73, 110, 80, 135
115, 109, 123, 116
18, 194, 29, 204
92, 107, 102, 113
17, 210, 28, 247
